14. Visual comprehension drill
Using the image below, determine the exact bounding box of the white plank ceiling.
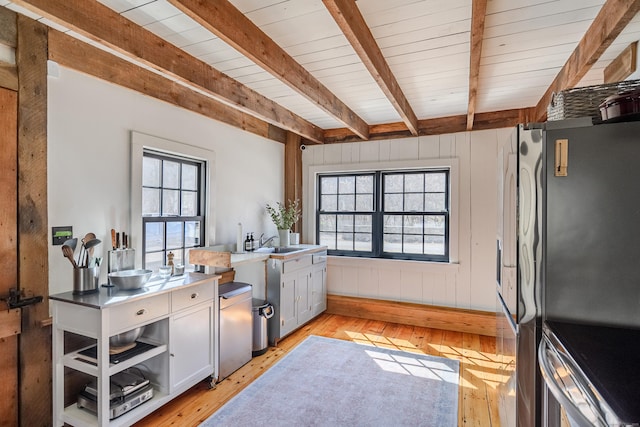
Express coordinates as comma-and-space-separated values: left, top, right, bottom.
5, 0, 640, 136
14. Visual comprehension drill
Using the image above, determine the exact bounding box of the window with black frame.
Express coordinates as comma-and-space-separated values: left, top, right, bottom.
317, 169, 449, 262
142, 150, 205, 272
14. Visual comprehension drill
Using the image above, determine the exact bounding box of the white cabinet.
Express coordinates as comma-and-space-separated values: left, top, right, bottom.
169, 281, 214, 393
311, 251, 327, 316
267, 251, 327, 344
51, 273, 218, 426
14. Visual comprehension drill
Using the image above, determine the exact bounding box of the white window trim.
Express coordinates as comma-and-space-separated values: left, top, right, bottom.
304, 158, 459, 264
130, 131, 216, 269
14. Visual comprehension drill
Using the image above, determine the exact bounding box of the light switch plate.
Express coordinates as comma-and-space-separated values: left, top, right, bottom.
52, 226, 72, 246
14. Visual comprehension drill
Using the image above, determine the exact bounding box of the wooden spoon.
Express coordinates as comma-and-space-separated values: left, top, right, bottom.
62, 244, 78, 268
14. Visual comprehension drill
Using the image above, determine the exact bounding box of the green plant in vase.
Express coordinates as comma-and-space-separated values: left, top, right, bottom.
266, 199, 301, 246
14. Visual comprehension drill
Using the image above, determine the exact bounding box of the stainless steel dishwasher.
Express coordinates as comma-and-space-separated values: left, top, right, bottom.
218, 282, 253, 381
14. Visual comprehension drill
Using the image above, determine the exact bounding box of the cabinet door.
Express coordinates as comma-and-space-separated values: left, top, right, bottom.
311, 263, 327, 316
296, 270, 312, 326
170, 302, 214, 393
280, 274, 298, 337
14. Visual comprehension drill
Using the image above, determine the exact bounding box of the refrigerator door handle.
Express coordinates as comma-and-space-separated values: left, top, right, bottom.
538, 335, 607, 427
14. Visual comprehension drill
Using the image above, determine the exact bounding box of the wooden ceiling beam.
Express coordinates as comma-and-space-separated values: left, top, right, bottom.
323, 0, 418, 136
48, 30, 287, 144
534, 0, 640, 121
322, 107, 533, 143
169, 0, 370, 140
11, 0, 324, 144
466, 0, 488, 131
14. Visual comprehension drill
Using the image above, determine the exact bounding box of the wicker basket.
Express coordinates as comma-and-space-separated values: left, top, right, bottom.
547, 79, 640, 121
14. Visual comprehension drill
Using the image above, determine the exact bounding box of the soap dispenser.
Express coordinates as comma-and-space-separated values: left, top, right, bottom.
244, 233, 251, 252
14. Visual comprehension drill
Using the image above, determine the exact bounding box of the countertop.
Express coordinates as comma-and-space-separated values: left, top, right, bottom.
50, 272, 220, 309
201, 244, 328, 267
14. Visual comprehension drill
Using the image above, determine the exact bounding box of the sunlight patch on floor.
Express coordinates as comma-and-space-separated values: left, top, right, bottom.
344, 330, 425, 354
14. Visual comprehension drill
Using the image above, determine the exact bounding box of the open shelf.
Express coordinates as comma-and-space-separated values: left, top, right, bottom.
62, 388, 170, 427
63, 340, 167, 377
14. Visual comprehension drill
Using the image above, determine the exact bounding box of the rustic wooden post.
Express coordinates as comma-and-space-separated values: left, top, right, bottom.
284, 132, 302, 237
17, 15, 51, 426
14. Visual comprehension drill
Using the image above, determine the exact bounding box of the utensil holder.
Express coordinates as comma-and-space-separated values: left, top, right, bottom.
73, 266, 100, 295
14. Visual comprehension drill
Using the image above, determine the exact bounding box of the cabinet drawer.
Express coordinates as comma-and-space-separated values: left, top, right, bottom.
282, 254, 312, 273
172, 281, 214, 312
312, 251, 327, 264
109, 293, 170, 334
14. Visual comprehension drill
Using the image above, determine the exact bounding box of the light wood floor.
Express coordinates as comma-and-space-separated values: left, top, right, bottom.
135, 313, 501, 426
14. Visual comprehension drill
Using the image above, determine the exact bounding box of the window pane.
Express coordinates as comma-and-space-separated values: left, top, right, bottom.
404, 193, 423, 211
142, 188, 160, 216
426, 215, 445, 235
338, 194, 354, 211
143, 157, 161, 187
383, 215, 402, 234
337, 215, 353, 232
337, 233, 353, 250
356, 175, 373, 193
425, 193, 445, 211
319, 215, 336, 232
319, 232, 336, 249
426, 235, 445, 255
426, 173, 446, 192
403, 234, 423, 254
181, 190, 197, 216
354, 234, 371, 251
385, 174, 403, 192
321, 176, 338, 194
321, 195, 337, 211
162, 189, 180, 215
163, 161, 180, 188
182, 164, 197, 190
184, 248, 199, 271
185, 221, 201, 247
338, 176, 355, 194
383, 232, 402, 253
355, 194, 373, 211
145, 222, 164, 252
145, 251, 164, 273
384, 193, 403, 212
167, 221, 183, 249
354, 215, 372, 233
404, 173, 424, 192
404, 215, 424, 235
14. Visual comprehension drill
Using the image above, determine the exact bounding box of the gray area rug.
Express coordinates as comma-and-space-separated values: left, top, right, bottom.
202, 335, 459, 426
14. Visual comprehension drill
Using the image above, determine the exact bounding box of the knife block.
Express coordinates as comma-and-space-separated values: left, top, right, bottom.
108, 249, 135, 273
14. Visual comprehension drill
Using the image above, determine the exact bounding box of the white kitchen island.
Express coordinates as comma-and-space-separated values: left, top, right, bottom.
50, 272, 220, 427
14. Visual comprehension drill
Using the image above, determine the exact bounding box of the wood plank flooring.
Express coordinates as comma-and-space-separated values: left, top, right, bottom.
135, 313, 501, 426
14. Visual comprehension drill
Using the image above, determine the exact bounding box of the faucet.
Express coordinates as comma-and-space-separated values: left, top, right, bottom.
259, 233, 278, 248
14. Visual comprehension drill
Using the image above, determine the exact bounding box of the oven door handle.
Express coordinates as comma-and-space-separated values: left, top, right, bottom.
538, 335, 607, 427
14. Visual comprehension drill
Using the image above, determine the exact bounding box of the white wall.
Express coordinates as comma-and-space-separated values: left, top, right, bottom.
301, 129, 512, 312
47, 66, 285, 295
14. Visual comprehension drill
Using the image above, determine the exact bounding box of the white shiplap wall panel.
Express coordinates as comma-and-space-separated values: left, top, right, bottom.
302, 128, 502, 312
401, 271, 423, 302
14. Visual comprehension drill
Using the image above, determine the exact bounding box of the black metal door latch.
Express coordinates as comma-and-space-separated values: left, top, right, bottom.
4, 288, 43, 309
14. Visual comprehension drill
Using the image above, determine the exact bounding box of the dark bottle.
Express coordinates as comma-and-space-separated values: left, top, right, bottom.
244, 233, 251, 252
249, 233, 255, 251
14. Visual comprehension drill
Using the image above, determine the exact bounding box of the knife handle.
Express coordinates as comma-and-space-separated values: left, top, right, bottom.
111, 229, 116, 250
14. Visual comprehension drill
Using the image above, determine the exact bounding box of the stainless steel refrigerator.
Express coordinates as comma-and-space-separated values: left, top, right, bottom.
497, 118, 640, 426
